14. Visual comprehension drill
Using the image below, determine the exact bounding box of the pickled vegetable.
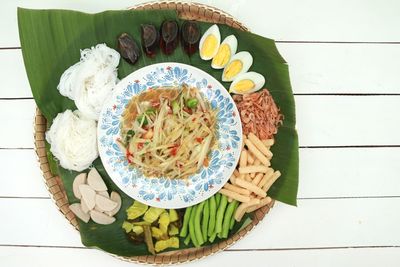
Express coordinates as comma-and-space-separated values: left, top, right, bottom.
181, 21, 200, 56
126, 201, 148, 220
154, 237, 179, 253
143, 207, 165, 223
117, 33, 140, 64
141, 24, 158, 57
160, 20, 179, 55
158, 212, 170, 233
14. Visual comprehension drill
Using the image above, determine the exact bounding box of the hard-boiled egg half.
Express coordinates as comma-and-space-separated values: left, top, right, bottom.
199, 24, 221, 60
229, 72, 265, 94
211, 35, 237, 69
222, 51, 253, 82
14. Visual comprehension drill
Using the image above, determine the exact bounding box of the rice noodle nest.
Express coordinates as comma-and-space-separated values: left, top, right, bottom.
46, 110, 98, 172
57, 43, 120, 120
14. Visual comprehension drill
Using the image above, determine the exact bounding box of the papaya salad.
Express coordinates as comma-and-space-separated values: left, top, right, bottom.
118, 84, 218, 179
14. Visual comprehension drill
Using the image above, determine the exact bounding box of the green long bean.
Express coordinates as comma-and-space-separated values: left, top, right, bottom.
215, 195, 228, 234
184, 234, 191, 246
188, 205, 199, 247
179, 206, 192, 237
215, 193, 221, 207
194, 201, 205, 245
208, 195, 217, 236
229, 201, 240, 230
201, 199, 210, 241
221, 200, 238, 238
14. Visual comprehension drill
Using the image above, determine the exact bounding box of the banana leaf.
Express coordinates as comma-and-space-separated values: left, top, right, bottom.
18, 8, 298, 256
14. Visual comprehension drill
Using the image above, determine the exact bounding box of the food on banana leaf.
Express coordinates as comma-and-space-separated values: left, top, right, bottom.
69, 169, 121, 225
222, 51, 253, 82
126, 201, 148, 220
155, 237, 179, 253
211, 35, 237, 69
123, 201, 180, 254
57, 44, 120, 120
160, 20, 179, 55
229, 72, 265, 94
143, 207, 165, 223
199, 24, 220, 60
46, 110, 98, 171
158, 212, 170, 233
141, 24, 159, 57
169, 209, 179, 222
181, 20, 200, 56
117, 32, 141, 64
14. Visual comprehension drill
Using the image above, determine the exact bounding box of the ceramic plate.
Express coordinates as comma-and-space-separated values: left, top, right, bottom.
98, 62, 242, 208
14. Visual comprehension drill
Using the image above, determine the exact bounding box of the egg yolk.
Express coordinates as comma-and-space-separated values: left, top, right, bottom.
223, 60, 243, 80
201, 35, 218, 58
212, 44, 231, 67
233, 79, 255, 93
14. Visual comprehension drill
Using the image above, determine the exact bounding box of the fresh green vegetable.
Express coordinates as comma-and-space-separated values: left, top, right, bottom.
171, 100, 180, 114
132, 226, 144, 235
169, 209, 179, 222
122, 221, 133, 233
229, 201, 240, 230
183, 234, 191, 245
215, 195, 228, 235
180, 206, 192, 237
143, 225, 155, 255
145, 107, 156, 115
168, 224, 179, 236
186, 98, 199, 109
209, 231, 217, 243
143, 207, 165, 223
221, 200, 238, 238
158, 212, 170, 233
126, 201, 148, 220
151, 227, 166, 240
155, 237, 179, 253
201, 199, 210, 241
194, 201, 205, 246
188, 205, 199, 247
208, 195, 217, 236
215, 193, 221, 207
136, 114, 148, 126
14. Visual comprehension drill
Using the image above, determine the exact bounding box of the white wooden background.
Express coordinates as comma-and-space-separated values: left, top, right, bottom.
1, 0, 400, 266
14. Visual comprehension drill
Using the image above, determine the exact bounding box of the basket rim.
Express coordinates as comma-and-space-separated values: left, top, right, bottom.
33, 1, 274, 265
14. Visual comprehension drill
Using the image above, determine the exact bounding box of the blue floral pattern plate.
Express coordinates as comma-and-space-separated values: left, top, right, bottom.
98, 63, 242, 209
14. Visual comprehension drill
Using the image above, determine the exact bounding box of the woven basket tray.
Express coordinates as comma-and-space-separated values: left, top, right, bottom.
33, 1, 274, 264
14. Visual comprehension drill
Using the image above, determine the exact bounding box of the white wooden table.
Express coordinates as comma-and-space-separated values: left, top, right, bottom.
1, 0, 400, 266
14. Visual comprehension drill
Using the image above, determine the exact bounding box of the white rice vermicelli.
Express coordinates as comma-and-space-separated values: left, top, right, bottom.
46, 110, 98, 172
57, 44, 120, 120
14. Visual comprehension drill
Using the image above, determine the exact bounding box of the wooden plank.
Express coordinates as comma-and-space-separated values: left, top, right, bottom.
0, 50, 30, 98
2, 97, 400, 148
1, 198, 399, 248
2, 147, 400, 198
277, 43, 400, 94
4, 43, 400, 98
296, 96, 400, 146
0, 100, 36, 148
3, 0, 400, 47
1, 246, 400, 267
0, 150, 49, 197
